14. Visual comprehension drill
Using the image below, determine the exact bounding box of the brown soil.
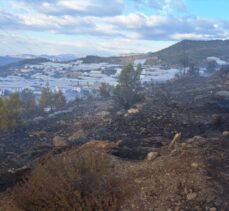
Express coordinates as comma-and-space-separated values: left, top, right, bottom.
1, 70, 229, 210
1, 134, 228, 211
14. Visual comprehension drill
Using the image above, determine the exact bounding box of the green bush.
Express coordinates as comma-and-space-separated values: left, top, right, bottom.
113, 64, 143, 108
39, 85, 66, 111
0, 93, 22, 131
99, 82, 112, 98
20, 89, 37, 111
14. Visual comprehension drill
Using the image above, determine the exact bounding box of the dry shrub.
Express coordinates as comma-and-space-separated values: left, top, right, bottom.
13, 149, 130, 211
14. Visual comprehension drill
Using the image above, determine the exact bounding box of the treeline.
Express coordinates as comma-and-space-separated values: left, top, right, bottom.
0, 86, 66, 132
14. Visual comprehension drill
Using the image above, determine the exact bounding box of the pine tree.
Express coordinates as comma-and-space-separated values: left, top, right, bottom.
53, 90, 66, 109
20, 89, 36, 112
39, 85, 53, 110
0, 93, 22, 131
113, 63, 142, 108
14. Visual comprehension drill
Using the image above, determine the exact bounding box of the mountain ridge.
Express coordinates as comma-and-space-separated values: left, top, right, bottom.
74, 39, 229, 66
1, 39, 229, 68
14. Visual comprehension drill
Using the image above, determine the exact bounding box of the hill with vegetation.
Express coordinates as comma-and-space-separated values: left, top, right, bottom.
75, 40, 229, 66
0, 57, 22, 67
0, 57, 50, 76
146, 39, 229, 65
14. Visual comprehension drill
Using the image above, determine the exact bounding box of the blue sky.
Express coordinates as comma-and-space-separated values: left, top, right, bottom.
0, 0, 229, 56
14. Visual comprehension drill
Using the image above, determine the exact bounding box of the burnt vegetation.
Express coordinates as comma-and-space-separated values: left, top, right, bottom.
0, 62, 229, 210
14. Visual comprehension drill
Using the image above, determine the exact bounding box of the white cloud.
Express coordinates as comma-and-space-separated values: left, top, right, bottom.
134, 0, 186, 14
11, 0, 124, 17
1, 0, 229, 55
1, 7, 229, 41
170, 33, 213, 40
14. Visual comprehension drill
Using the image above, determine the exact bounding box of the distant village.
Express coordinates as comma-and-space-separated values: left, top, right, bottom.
0, 56, 227, 101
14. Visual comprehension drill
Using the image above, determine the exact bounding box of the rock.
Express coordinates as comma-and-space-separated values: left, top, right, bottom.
33, 116, 45, 122
127, 108, 139, 114
52, 136, 69, 148
186, 136, 207, 146
209, 208, 217, 211
222, 131, 229, 137
191, 162, 199, 168
68, 129, 86, 142
57, 120, 67, 126
30, 130, 48, 138
146, 152, 159, 161
96, 111, 111, 118
186, 192, 197, 201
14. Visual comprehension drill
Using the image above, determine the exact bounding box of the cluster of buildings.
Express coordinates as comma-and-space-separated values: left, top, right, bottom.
0, 59, 183, 101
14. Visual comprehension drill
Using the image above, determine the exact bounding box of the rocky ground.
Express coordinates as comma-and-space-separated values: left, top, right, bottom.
0, 133, 228, 211
0, 69, 229, 210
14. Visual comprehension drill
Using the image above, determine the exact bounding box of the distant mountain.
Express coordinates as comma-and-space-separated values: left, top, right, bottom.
0, 56, 23, 66
147, 40, 229, 65
0, 54, 45, 67
12, 54, 38, 59
40, 54, 77, 62
2, 40, 229, 68
76, 54, 145, 65
76, 40, 229, 66
11, 57, 50, 67
0, 57, 50, 77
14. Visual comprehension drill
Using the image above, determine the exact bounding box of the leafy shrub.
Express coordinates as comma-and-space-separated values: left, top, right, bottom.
113, 64, 143, 108
13, 149, 130, 211
39, 85, 66, 111
19, 89, 37, 116
99, 82, 112, 98
187, 63, 199, 76
0, 93, 22, 131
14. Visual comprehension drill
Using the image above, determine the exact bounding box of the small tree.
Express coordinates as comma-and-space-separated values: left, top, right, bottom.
113, 64, 142, 108
0, 93, 22, 131
7, 93, 22, 114
187, 63, 199, 76
52, 90, 66, 109
99, 83, 112, 98
179, 54, 189, 75
39, 85, 53, 110
20, 89, 37, 112
39, 85, 66, 111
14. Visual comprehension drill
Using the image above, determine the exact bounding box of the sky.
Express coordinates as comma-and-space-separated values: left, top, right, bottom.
0, 0, 229, 56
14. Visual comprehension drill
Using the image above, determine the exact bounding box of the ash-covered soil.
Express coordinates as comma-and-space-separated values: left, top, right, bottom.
0, 69, 229, 210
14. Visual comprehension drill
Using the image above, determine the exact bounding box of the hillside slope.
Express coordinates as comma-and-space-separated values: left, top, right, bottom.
76, 40, 229, 66
147, 40, 229, 65
0, 57, 50, 76
0, 57, 22, 67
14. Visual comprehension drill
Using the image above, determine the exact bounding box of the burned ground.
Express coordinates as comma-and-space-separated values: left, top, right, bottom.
0, 69, 229, 210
